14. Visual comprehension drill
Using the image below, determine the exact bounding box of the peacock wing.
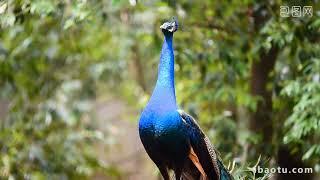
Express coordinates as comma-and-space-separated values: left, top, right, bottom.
178, 110, 233, 180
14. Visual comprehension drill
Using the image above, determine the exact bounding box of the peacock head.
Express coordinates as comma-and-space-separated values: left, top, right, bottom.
160, 18, 178, 35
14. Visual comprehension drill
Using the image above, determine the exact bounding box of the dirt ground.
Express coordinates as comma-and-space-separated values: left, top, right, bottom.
93, 99, 158, 180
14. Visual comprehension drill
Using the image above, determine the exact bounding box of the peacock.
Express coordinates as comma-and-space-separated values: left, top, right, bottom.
138, 18, 233, 180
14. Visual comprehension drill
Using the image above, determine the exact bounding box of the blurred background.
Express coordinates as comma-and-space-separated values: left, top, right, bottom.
0, 0, 319, 179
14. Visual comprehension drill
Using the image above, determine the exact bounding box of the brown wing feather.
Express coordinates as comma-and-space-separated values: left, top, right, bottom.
188, 147, 207, 179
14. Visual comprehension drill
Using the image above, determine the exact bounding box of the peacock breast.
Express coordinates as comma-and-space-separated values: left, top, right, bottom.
153, 111, 184, 138
139, 109, 188, 147
139, 109, 190, 165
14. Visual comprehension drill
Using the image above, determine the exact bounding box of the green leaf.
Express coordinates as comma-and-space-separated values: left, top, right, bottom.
64, 19, 75, 30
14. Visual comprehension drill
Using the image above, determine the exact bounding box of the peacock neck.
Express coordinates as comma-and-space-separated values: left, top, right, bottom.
148, 34, 177, 111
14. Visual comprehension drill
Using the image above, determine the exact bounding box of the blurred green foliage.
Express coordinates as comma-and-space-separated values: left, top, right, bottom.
0, 0, 319, 179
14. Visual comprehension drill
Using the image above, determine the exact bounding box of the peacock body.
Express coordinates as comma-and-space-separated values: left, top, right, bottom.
138, 19, 233, 180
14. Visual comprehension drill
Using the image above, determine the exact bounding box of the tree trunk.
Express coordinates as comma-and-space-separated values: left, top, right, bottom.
249, 45, 278, 156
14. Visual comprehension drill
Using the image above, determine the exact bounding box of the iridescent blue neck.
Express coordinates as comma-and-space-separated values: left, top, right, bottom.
148, 34, 177, 111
